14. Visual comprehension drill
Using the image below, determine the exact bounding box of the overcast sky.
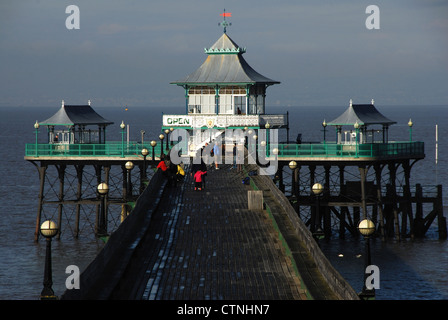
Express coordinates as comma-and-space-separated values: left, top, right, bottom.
1, 0, 447, 107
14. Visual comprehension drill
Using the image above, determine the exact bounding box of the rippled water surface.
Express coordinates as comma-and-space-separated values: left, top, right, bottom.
1, 105, 447, 299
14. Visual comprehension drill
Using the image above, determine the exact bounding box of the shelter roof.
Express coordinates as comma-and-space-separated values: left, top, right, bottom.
328, 101, 396, 126
39, 103, 114, 126
171, 33, 280, 86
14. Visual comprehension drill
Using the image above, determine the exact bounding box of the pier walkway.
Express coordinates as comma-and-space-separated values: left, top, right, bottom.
112, 164, 310, 299
62, 163, 358, 300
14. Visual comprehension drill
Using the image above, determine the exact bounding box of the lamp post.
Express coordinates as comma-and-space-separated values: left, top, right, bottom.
354, 121, 360, 158
150, 140, 157, 162
253, 134, 258, 164
312, 182, 325, 240
125, 161, 134, 200
141, 148, 149, 180
141, 130, 145, 145
260, 140, 266, 163
322, 119, 327, 144
34, 120, 40, 157
159, 134, 165, 157
170, 127, 174, 146
289, 161, 298, 198
289, 161, 298, 211
141, 149, 149, 193
265, 122, 270, 156
120, 121, 126, 158
40, 220, 59, 300
164, 129, 170, 151
97, 182, 109, 237
408, 118, 413, 142
358, 219, 376, 300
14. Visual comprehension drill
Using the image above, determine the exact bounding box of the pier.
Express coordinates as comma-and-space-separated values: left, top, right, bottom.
26, 12, 446, 301
60, 160, 358, 300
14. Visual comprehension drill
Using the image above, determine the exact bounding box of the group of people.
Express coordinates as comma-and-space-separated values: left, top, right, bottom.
191, 148, 208, 191
156, 141, 243, 191
156, 154, 185, 186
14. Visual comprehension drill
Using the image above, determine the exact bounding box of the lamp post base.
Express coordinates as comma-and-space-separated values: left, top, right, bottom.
359, 288, 375, 300
40, 294, 58, 300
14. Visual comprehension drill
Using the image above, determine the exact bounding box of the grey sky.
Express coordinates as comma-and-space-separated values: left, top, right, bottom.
0, 0, 447, 107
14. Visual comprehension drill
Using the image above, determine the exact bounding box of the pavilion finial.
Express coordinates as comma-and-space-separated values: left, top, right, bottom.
62, 100, 65, 108
349, 99, 353, 107
219, 9, 232, 33
371, 98, 375, 105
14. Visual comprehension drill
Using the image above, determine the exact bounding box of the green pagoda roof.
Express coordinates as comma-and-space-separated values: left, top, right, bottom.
39, 101, 114, 126
328, 100, 396, 126
171, 33, 280, 86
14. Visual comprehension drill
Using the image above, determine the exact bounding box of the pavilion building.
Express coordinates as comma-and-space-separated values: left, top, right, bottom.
327, 99, 397, 145
39, 100, 114, 145
164, 17, 288, 154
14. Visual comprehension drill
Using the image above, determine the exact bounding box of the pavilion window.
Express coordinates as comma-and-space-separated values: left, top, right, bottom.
218, 94, 233, 114
188, 94, 215, 114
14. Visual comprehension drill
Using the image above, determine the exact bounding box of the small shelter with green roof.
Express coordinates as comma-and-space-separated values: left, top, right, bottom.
327, 99, 396, 144
39, 100, 114, 144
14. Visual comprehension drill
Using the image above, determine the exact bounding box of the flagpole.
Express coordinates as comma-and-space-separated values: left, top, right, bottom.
435, 124, 438, 185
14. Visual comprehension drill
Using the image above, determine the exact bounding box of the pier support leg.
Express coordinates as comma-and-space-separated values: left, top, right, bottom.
56, 164, 66, 240
324, 165, 331, 239
94, 164, 102, 236
388, 163, 401, 241
338, 165, 346, 238
359, 166, 368, 221
414, 184, 424, 237
295, 166, 301, 216
309, 165, 316, 233
403, 161, 414, 238
278, 163, 285, 193
122, 163, 130, 221
34, 164, 47, 242
374, 165, 386, 241
74, 165, 84, 238
437, 185, 447, 240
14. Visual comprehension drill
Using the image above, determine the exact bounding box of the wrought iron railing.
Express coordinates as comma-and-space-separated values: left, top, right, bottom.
26, 140, 424, 160
25, 141, 169, 158
274, 141, 424, 159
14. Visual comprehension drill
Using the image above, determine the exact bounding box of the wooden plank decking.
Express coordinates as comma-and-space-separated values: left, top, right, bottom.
110, 164, 310, 300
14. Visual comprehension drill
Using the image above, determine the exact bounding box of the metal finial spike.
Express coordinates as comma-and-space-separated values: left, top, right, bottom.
219, 9, 232, 33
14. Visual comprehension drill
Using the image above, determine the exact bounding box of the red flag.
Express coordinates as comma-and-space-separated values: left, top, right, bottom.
220, 12, 232, 17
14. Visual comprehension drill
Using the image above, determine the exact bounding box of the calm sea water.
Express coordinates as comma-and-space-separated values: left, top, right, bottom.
0, 105, 447, 300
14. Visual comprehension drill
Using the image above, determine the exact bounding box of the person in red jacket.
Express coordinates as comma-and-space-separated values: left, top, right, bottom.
157, 159, 167, 172
194, 170, 207, 191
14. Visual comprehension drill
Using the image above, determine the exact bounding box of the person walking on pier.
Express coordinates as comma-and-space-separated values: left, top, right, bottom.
157, 156, 168, 173
213, 141, 220, 170
194, 170, 207, 191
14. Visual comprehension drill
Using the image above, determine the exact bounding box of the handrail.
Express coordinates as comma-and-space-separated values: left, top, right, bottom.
275, 141, 424, 159
26, 141, 424, 159
25, 141, 168, 158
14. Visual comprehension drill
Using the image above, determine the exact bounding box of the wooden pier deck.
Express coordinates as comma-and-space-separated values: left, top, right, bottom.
62, 162, 358, 300
110, 164, 313, 299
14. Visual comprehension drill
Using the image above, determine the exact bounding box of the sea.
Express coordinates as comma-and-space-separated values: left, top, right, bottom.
0, 104, 447, 300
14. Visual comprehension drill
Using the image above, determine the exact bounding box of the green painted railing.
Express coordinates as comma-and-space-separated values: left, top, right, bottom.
26, 141, 424, 159
25, 141, 170, 158
274, 141, 424, 158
